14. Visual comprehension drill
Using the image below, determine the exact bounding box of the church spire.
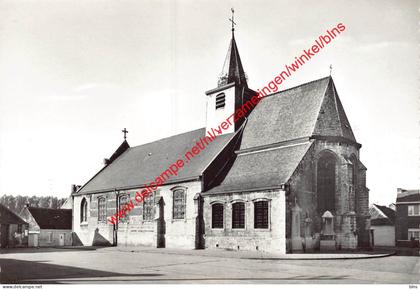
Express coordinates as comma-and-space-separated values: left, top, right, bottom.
218, 8, 247, 88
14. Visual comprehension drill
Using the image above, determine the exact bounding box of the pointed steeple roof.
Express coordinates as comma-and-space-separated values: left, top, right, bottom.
218, 33, 248, 88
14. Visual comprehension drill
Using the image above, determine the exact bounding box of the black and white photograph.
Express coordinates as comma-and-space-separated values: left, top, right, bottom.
0, 0, 419, 286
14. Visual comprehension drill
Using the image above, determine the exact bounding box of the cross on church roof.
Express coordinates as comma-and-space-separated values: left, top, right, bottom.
329, 64, 333, 76
122, 128, 128, 140
229, 8, 236, 33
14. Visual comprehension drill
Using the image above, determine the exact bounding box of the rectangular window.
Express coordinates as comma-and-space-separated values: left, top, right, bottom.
254, 201, 269, 229
173, 189, 186, 219
212, 203, 224, 228
408, 229, 420, 240
98, 197, 106, 222
48, 232, 53, 243
143, 193, 154, 221
408, 204, 420, 216
215, 93, 225, 109
232, 202, 245, 229
17, 224, 22, 234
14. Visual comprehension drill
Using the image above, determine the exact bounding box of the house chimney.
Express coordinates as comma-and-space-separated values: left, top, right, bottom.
103, 158, 110, 165
71, 184, 77, 194
397, 188, 405, 194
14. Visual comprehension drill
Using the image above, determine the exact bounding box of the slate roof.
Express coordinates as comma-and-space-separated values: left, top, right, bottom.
240, 76, 356, 150
0, 203, 27, 225
206, 76, 356, 194
205, 141, 313, 194
27, 207, 72, 230
370, 204, 395, 226
77, 128, 236, 194
397, 189, 420, 203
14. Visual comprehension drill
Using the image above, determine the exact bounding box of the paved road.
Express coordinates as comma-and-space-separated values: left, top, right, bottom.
0, 247, 419, 284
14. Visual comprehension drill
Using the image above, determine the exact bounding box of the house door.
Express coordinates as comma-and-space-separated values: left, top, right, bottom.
59, 233, 65, 246
0, 224, 9, 248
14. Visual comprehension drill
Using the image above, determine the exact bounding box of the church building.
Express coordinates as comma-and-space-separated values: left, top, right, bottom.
72, 24, 370, 253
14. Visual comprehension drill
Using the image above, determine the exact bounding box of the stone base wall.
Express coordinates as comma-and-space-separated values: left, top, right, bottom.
203, 190, 286, 253
73, 181, 201, 249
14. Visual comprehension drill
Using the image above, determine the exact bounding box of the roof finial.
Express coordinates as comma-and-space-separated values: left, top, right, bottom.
329, 64, 333, 76
122, 127, 128, 140
229, 8, 236, 35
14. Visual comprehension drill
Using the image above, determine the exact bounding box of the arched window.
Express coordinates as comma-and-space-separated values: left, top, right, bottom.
143, 192, 154, 221
98, 197, 106, 222
80, 198, 88, 223
212, 203, 224, 228
172, 188, 186, 219
119, 194, 129, 223
254, 201, 269, 229
317, 153, 336, 213
232, 202, 245, 229
215, 93, 226, 109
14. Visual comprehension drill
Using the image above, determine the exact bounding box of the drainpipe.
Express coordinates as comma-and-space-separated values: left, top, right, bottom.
113, 189, 119, 246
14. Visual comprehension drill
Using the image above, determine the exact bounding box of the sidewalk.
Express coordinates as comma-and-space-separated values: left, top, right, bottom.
106, 245, 395, 260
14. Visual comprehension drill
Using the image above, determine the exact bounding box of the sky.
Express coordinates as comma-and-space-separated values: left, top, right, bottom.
0, 0, 418, 206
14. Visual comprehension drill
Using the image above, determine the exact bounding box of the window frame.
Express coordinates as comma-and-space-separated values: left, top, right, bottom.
408, 228, 420, 240
143, 192, 154, 222
118, 194, 129, 223
408, 204, 420, 216
253, 200, 270, 229
97, 196, 107, 222
48, 231, 53, 243
232, 201, 246, 229
80, 198, 88, 223
172, 187, 186, 220
211, 203, 224, 229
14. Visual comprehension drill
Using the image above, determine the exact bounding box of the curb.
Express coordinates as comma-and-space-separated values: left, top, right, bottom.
112, 247, 397, 261
243, 251, 396, 260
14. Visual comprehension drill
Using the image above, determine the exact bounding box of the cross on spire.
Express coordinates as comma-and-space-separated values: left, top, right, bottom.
229, 8, 236, 33
122, 128, 128, 140
329, 64, 333, 76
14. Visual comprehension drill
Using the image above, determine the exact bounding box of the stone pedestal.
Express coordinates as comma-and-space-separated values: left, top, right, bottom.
320, 210, 336, 251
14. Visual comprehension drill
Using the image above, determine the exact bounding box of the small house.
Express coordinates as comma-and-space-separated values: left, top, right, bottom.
20, 206, 72, 247
369, 204, 395, 247
0, 203, 28, 248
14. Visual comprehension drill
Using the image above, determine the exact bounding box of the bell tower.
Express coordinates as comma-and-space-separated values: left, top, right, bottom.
205, 9, 257, 135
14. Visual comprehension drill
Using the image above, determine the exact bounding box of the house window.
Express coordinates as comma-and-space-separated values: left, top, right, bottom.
143, 193, 154, 221
232, 202, 245, 229
48, 232, 53, 243
215, 93, 226, 109
98, 197, 106, 222
80, 198, 88, 223
173, 188, 186, 219
254, 201, 269, 229
408, 229, 420, 240
17, 224, 22, 234
408, 204, 420, 216
119, 194, 129, 223
212, 203, 224, 228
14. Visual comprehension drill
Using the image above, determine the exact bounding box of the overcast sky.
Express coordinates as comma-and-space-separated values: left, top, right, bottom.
0, 0, 418, 206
